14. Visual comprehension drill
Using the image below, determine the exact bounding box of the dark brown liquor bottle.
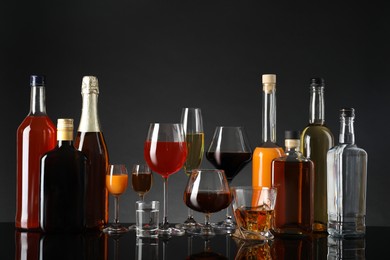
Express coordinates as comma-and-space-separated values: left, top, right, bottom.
272, 130, 314, 236
74, 76, 109, 230
40, 119, 87, 233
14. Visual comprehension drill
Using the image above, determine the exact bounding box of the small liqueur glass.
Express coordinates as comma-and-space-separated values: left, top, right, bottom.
103, 164, 129, 235
131, 164, 153, 201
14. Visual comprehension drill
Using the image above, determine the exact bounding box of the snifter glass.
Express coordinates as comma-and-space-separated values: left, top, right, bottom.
184, 169, 232, 237
231, 186, 277, 241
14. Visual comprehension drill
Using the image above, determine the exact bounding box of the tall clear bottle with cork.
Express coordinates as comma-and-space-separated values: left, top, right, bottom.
327, 108, 367, 238
75, 76, 109, 231
252, 74, 284, 188
300, 77, 334, 232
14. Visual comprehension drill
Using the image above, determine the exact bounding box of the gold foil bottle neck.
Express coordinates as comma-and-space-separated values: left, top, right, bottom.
57, 118, 74, 141
81, 76, 99, 94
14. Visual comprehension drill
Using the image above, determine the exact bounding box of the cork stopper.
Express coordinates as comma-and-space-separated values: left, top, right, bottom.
57, 118, 74, 141
81, 76, 99, 94
262, 74, 276, 93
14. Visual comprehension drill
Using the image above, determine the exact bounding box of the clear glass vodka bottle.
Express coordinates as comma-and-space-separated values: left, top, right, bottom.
327, 108, 367, 237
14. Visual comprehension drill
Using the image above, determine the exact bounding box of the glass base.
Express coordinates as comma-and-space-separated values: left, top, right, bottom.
211, 218, 236, 234
175, 217, 203, 230
186, 226, 216, 238
158, 223, 185, 237
103, 224, 129, 235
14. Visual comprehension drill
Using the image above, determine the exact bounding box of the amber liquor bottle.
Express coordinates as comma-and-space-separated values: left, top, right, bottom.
74, 76, 109, 230
40, 119, 87, 233
16, 75, 56, 230
272, 130, 314, 236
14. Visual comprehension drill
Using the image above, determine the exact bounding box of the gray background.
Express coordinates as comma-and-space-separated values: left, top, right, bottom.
1, 1, 389, 226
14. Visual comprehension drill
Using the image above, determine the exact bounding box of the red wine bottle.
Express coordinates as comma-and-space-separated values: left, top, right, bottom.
74, 76, 109, 231
40, 119, 88, 233
16, 75, 56, 230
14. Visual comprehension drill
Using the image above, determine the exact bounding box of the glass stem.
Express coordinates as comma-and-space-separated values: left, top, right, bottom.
139, 194, 144, 201
187, 208, 193, 219
114, 196, 119, 224
163, 177, 169, 228
226, 207, 230, 219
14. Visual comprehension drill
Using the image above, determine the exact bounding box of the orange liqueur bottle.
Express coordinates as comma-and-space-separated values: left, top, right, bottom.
74, 76, 109, 230
252, 74, 284, 188
16, 75, 56, 230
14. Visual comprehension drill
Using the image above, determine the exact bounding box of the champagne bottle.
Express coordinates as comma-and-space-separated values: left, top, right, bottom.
40, 119, 87, 233
300, 78, 334, 232
16, 75, 56, 230
252, 74, 284, 188
272, 130, 314, 236
327, 108, 367, 237
75, 76, 109, 230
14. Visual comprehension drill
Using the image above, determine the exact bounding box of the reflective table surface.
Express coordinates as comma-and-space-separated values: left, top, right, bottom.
1, 223, 387, 259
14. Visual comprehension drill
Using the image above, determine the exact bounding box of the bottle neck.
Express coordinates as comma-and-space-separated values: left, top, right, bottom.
29, 86, 47, 116
57, 130, 74, 147
339, 117, 355, 144
78, 93, 101, 132
309, 86, 325, 125
285, 139, 300, 153
262, 85, 277, 143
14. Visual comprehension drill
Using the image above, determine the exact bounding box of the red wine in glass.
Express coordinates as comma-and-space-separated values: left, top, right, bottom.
206, 152, 252, 182
144, 141, 187, 178
144, 123, 187, 236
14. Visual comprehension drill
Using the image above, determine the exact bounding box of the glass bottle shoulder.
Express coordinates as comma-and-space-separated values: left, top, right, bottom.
328, 143, 367, 157
273, 150, 312, 163
301, 124, 334, 141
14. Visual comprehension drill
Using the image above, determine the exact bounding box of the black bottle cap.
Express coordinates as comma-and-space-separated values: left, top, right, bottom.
310, 77, 325, 86
30, 75, 45, 87
340, 108, 355, 117
285, 130, 300, 140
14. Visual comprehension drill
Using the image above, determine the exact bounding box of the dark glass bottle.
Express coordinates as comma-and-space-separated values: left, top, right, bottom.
272, 130, 314, 236
300, 77, 334, 232
16, 75, 56, 230
40, 119, 87, 233
74, 76, 109, 230
327, 108, 367, 238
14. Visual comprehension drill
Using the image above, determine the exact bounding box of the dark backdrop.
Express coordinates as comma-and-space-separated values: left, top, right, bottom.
1, 1, 389, 226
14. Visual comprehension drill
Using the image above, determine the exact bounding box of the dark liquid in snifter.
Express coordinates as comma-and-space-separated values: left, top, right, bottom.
206, 152, 252, 181
132, 174, 152, 194
184, 191, 231, 214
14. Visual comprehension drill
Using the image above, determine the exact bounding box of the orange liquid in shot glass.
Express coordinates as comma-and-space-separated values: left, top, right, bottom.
106, 174, 128, 195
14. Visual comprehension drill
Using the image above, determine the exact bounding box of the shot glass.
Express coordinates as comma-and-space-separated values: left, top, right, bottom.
231, 186, 277, 241
136, 201, 159, 238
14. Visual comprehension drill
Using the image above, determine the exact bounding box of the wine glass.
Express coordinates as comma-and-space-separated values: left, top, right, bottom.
103, 164, 129, 235
206, 126, 252, 233
184, 169, 232, 237
131, 164, 153, 201
144, 123, 187, 236
177, 108, 204, 230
